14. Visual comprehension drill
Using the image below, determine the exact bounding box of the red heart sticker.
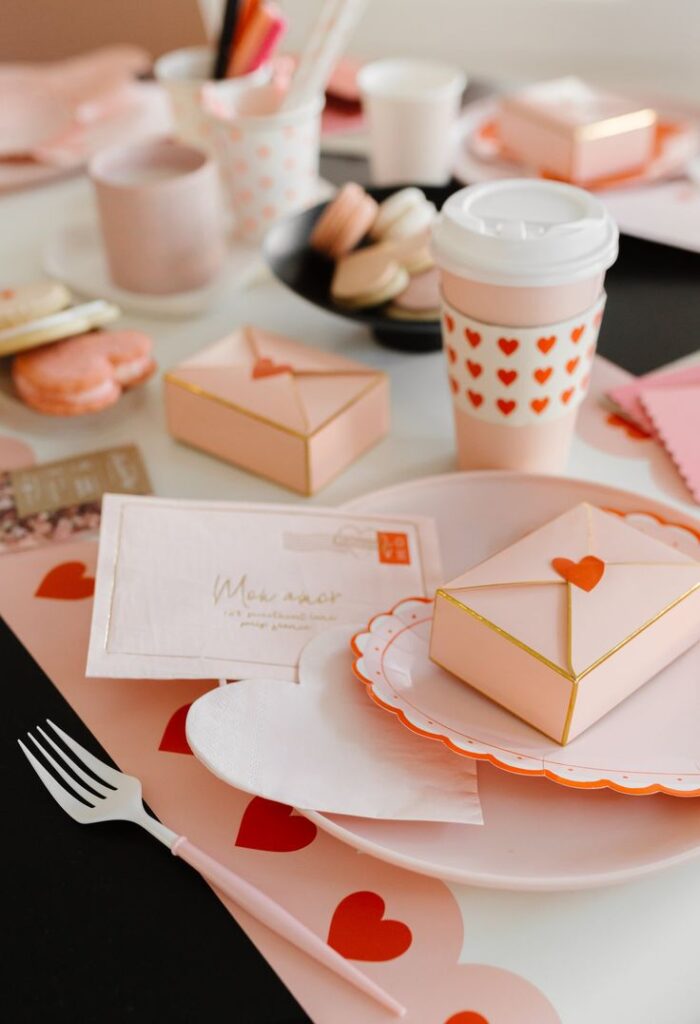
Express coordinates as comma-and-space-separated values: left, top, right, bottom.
158, 704, 193, 755
533, 367, 552, 385
552, 555, 605, 592
252, 357, 293, 380
531, 397, 549, 415
327, 891, 412, 961
467, 360, 482, 378
496, 399, 516, 416
498, 337, 519, 356
537, 335, 556, 354
566, 357, 580, 375
465, 328, 481, 347
467, 390, 483, 408
35, 562, 95, 600
570, 325, 586, 343
497, 368, 517, 386
235, 797, 317, 853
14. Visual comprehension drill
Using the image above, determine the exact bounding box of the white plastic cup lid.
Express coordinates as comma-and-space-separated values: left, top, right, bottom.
432, 179, 619, 287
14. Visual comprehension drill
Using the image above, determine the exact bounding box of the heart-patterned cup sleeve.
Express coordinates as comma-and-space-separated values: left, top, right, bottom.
441, 293, 606, 427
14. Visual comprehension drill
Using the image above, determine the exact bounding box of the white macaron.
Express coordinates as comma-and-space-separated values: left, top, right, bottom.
370, 187, 437, 242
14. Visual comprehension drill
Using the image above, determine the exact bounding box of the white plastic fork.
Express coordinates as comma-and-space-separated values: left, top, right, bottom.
19, 720, 405, 1018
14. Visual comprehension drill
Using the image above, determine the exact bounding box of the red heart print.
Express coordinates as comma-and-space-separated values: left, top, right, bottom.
467, 360, 482, 378
445, 1014, 490, 1024
235, 797, 317, 853
531, 397, 549, 414
586, 343, 595, 360
449, 376, 459, 394
496, 399, 516, 416
35, 562, 95, 600
158, 703, 193, 755
580, 372, 590, 389
447, 345, 457, 364
561, 388, 574, 404
497, 368, 517, 386
570, 325, 586, 343
465, 328, 481, 347
467, 390, 483, 408
566, 357, 580, 375
537, 335, 556, 354
534, 367, 552, 385
252, 357, 293, 380
594, 310, 604, 327
444, 314, 455, 333
498, 337, 519, 356
327, 891, 412, 962
552, 555, 605, 592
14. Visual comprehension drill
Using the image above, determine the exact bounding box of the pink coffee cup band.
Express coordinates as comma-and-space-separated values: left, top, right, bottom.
442, 292, 606, 427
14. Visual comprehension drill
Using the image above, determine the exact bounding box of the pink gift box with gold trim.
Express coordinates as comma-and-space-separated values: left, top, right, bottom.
429, 503, 700, 744
164, 326, 389, 496
497, 77, 658, 186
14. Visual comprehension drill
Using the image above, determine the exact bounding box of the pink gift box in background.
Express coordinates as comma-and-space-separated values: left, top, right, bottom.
164, 325, 389, 495
430, 502, 700, 744
498, 77, 658, 185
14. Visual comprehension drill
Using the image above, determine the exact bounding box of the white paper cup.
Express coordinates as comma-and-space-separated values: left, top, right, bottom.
206, 85, 323, 242
358, 58, 466, 185
154, 45, 270, 152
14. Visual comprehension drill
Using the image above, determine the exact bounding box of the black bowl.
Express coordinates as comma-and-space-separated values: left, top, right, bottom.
263, 184, 457, 353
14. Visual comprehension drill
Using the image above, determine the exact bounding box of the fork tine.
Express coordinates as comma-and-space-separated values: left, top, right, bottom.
18, 739, 93, 820
36, 726, 110, 798
27, 732, 102, 805
45, 719, 122, 788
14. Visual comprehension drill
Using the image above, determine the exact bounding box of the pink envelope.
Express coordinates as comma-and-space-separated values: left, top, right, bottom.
607, 364, 700, 435
640, 386, 700, 505
164, 326, 389, 495
430, 503, 700, 744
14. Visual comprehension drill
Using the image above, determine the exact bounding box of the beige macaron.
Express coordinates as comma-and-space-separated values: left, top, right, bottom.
331, 244, 409, 309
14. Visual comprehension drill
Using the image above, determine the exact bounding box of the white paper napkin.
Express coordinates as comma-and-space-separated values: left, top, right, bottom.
186, 625, 483, 824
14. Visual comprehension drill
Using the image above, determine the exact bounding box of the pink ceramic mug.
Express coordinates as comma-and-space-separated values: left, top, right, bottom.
432, 179, 619, 473
89, 137, 226, 295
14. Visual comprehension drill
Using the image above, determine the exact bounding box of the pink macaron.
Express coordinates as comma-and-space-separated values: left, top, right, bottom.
12, 328, 155, 416
310, 182, 378, 259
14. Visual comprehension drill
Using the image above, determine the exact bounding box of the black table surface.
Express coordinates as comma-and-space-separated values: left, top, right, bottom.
3, 152, 700, 1023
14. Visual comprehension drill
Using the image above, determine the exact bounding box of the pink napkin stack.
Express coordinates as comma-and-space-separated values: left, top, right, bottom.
608, 364, 700, 504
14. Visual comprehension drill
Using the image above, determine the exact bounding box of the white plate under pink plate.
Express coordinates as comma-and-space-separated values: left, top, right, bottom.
299, 471, 700, 891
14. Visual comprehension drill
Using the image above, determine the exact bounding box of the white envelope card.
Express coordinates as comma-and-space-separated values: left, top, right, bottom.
86, 495, 442, 681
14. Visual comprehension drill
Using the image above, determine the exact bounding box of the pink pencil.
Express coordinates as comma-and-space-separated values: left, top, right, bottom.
231, 3, 287, 76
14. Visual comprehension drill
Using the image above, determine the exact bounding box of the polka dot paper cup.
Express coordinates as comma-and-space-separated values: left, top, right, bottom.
206, 86, 324, 242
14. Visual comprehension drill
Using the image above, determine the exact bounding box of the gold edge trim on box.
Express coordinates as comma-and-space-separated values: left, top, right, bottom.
503, 101, 657, 142
435, 588, 575, 681
437, 581, 700, 684
163, 371, 385, 442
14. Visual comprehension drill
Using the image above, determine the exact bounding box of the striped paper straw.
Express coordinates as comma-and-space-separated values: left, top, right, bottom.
281, 0, 368, 110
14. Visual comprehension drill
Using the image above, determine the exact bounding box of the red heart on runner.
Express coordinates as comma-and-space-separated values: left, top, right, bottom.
35, 562, 95, 600
158, 703, 193, 755
328, 891, 412, 961
235, 797, 317, 853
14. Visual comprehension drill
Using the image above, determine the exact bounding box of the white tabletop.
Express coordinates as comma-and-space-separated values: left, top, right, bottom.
1, 173, 699, 1024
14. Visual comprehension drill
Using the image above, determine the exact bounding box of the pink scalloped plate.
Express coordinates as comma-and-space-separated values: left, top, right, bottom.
300, 472, 700, 890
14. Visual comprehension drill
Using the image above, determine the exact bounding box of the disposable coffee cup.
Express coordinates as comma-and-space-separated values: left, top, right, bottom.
358, 58, 466, 185
432, 179, 619, 472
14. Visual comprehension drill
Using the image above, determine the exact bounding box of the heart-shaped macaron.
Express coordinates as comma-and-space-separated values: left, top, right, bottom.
552, 555, 605, 592
12, 329, 155, 416
185, 627, 480, 822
